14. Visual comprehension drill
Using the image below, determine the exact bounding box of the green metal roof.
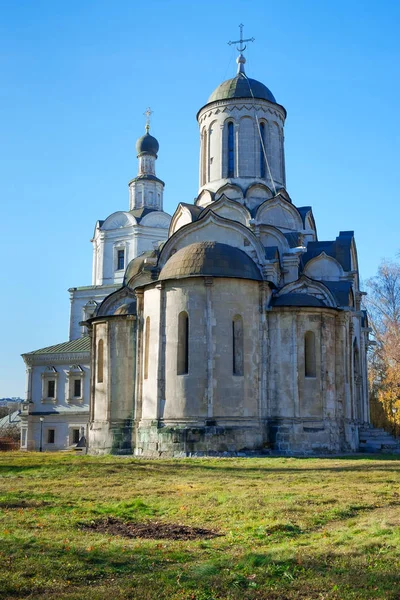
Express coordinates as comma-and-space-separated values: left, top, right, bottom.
25, 336, 90, 356
207, 74, 276, 104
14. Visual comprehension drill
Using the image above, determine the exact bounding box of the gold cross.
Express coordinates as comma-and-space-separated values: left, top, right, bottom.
144, 107, 153, 132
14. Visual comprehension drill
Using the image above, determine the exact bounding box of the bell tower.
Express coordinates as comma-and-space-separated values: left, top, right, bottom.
129, 108, 165, 211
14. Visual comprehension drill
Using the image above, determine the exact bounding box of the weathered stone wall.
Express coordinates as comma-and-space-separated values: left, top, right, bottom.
88, 316, 136, 454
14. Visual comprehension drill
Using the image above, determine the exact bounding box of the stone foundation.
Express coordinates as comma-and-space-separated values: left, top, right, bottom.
135, 421, 266, 457
89, 419, 134, 455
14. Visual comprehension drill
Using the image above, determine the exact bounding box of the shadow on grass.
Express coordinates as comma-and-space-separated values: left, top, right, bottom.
1, 537, 400, 600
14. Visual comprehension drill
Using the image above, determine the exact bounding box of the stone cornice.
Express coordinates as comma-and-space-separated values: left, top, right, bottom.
22, 352, 90, 367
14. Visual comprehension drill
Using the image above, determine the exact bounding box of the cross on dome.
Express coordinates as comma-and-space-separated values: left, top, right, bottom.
143, 107, 153, 133
228, 23, 255, 53
228, 24, 255, 74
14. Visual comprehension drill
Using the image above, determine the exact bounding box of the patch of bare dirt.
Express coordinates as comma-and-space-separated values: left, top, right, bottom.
79, 516, 222, 540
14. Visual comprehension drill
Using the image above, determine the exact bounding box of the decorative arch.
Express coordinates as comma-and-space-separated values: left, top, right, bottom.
96, 287, 137, 317
255, 195, 303, 231
201, 195, 251, 227
245, 183, 274, 211
139, 211, 171, 229
258, 224, 291, 253
275, 275, 337, 308
169, 204, 202, 237
195, 189, 214, 208
101, 211, 137, 231
157, 210, 266, 269
214, 182, 244, 203
303, 252, 344, 281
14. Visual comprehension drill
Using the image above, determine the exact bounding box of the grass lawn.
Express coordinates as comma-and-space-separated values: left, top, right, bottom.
1, 453, 400, 599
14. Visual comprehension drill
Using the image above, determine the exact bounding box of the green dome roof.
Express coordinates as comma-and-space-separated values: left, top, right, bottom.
136, 132, 159, 156
208, 72, 276, 104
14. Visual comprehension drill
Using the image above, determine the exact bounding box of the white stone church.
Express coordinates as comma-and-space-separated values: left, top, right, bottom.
21, 44, 371, 455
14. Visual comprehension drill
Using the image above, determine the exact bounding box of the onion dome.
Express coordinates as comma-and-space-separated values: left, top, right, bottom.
159, 241, 262, 281
135, 131, 159, 157
207, 54, 276, 104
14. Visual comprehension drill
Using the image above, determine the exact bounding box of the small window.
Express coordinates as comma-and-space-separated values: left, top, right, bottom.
47, 380, 55, 398
47, 429, 55, 444
72, 428, 80, 444
305, 331, 316, 378
73, 379, 81, 398
117, 249, 125, 271
233, 315, 244, 376
97, 339, 104, 383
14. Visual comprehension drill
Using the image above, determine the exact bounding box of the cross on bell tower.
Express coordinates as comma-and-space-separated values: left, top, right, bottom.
144, 107, 153, 133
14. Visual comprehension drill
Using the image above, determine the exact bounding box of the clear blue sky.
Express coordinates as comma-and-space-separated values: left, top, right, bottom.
1, 0, 399, 397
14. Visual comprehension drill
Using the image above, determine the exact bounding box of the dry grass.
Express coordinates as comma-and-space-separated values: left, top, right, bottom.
1, 452, 400, 599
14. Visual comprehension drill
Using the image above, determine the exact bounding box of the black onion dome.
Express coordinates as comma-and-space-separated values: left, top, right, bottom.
208, 73, 276, 104
136, 132, 159, 156
159, 241, 262, 281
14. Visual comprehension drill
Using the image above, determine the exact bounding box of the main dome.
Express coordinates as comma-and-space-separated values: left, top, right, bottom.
207, 72, 276, 104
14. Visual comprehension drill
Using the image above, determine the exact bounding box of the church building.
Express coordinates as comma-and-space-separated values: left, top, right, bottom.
86, 42, 371, 456
20, 113, 172, 451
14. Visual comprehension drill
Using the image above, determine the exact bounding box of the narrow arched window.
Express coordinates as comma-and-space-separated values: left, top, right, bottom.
202, 129, 207, 185
144, 317, 150, 380
304, 331, 316, 378
227, 122, 234, 178
97, 339, 104, 383
177, 311, 189, 375
233, 315, 244, 376
260, 122, 266, 178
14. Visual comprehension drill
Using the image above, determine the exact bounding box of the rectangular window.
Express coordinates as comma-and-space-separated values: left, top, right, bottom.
47, 429, 55, 444
47, 380, 55, 398
117, 249, 125, 271
72, 428, 80, 444
73, 379, 81, 398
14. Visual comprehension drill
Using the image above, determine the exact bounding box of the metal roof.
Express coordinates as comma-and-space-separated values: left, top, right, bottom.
207, 74, 276, 104
24, 336, 90, 356
159, 241, 262, 282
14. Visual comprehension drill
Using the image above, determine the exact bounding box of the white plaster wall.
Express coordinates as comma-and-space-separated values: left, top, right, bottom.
26, 414, 88, 451
129, 179, 164, 211
92, 225, 169, 286
29, 362, 90, 413
69, 285, 119, 340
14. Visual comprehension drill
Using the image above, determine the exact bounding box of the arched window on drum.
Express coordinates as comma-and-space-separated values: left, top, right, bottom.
227, 122, 235, 178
